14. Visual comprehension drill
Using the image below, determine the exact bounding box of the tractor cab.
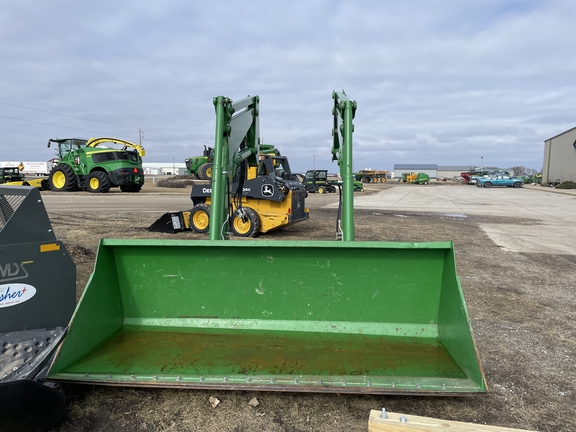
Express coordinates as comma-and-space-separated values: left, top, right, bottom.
48, 138, 87, 160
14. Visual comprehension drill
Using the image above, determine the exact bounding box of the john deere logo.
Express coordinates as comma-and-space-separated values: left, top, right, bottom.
262, 184, 274, 196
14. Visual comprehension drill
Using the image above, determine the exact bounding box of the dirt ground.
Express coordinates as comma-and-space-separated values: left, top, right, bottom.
46, 182, 575, 432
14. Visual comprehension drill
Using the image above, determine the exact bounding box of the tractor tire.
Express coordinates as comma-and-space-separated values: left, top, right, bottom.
230, 207, 261, 237
86, 171, 111, 193
48, 165, 77, 192
198, 163, 213, 180
120, 184, 142, 192
318, 186, 325, 194
361, 177, 370, 183
484, 182, 492, 188
189, 203, 211, 233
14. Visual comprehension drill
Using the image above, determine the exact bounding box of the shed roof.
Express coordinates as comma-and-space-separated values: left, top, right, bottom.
545, 125, 576, 142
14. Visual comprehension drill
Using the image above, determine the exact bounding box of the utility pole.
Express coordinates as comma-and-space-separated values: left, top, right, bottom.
481, 156, 483, 170
313, 155, 316, 170
139, 129, 144, 145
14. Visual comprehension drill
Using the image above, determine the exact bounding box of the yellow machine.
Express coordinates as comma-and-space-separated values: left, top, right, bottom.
149, 154, 309, 237
0, 167, 48, 189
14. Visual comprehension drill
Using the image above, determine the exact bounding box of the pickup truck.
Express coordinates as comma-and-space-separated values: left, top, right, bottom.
477, 175, 524, 188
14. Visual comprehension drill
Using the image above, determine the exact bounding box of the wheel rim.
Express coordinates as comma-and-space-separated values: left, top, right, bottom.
52, 171, 66, 188
89, 177, 100, 190
233, 216, 252, 235
205, 166, 212, 178
318, 187, 324, 194
192, 210, 209, 230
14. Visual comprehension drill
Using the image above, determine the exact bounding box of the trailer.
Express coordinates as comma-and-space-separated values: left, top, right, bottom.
0, 160, 56, 176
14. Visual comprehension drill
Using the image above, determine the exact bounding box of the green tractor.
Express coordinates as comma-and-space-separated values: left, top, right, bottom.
47, 137, 145, 193
185, 143, 280, 180
401, 172, 430, 184
185, 145, 214, 180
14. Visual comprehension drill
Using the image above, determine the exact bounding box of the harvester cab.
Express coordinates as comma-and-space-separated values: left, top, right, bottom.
0, 186, 76, 430
48, 92, 486, 396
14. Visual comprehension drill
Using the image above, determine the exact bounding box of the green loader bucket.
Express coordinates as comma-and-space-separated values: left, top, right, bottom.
48, 239, 486, 395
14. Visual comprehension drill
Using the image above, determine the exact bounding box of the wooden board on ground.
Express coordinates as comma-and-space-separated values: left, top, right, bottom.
368, 410, 537, 432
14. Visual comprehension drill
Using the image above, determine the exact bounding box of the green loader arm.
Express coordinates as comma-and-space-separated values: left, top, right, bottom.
332, 90, 357, 241
209, 96, 261, 240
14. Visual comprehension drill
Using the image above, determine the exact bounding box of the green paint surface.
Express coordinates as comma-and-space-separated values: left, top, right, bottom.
49, 239, 486, 394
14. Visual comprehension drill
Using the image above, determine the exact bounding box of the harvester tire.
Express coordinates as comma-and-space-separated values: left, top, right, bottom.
231, 207, 261, 237
86, 171, 111, 193
198, 163, 213, 180
48, 165, 77, 192
189, 203, 211, 233
120, 185, 142, 192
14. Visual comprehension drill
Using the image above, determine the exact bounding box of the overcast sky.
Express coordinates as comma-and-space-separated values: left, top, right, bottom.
2, 0, 574, 173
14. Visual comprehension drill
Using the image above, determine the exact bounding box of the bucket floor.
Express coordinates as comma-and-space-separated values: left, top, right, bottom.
61, 326, 466, 380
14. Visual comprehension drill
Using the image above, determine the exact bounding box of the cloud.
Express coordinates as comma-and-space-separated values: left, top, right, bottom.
1, 0, 573, 173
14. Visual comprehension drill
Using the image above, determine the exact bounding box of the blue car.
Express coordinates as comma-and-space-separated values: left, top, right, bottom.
477, 175, 524, 188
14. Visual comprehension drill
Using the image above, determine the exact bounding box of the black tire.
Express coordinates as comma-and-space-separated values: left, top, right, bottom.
484, 182, 492, 188
513, 182, 522, 188
120, 184, 142, 192
230, 207, 261, 237
86, 171, 111, 193
189, 203, 211, 233
198, 163, 213, 180
361, 176, 370, 183
48, 165, 77, 192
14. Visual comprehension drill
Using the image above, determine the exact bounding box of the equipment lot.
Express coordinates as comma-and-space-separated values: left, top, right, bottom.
45, 181, 575, 431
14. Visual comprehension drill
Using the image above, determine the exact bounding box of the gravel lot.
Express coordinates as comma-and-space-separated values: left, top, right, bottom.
45, 181, 575, 432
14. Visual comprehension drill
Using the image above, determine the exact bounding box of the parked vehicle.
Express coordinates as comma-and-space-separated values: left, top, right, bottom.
401, 172, 430, 184
185, 143, 280, 180
47, 137, 145, 193
355, 169, 388, 183
304, 170, 336, 193
0, 160, 57, 176
184, 145, 214, 179
476, 175, 524, 188
460, 170, 489, 184
0, 167, 48, 189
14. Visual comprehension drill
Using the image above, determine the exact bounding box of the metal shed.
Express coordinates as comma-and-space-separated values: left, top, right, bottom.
543, 127, 576, 185
437, 166, 474, 180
